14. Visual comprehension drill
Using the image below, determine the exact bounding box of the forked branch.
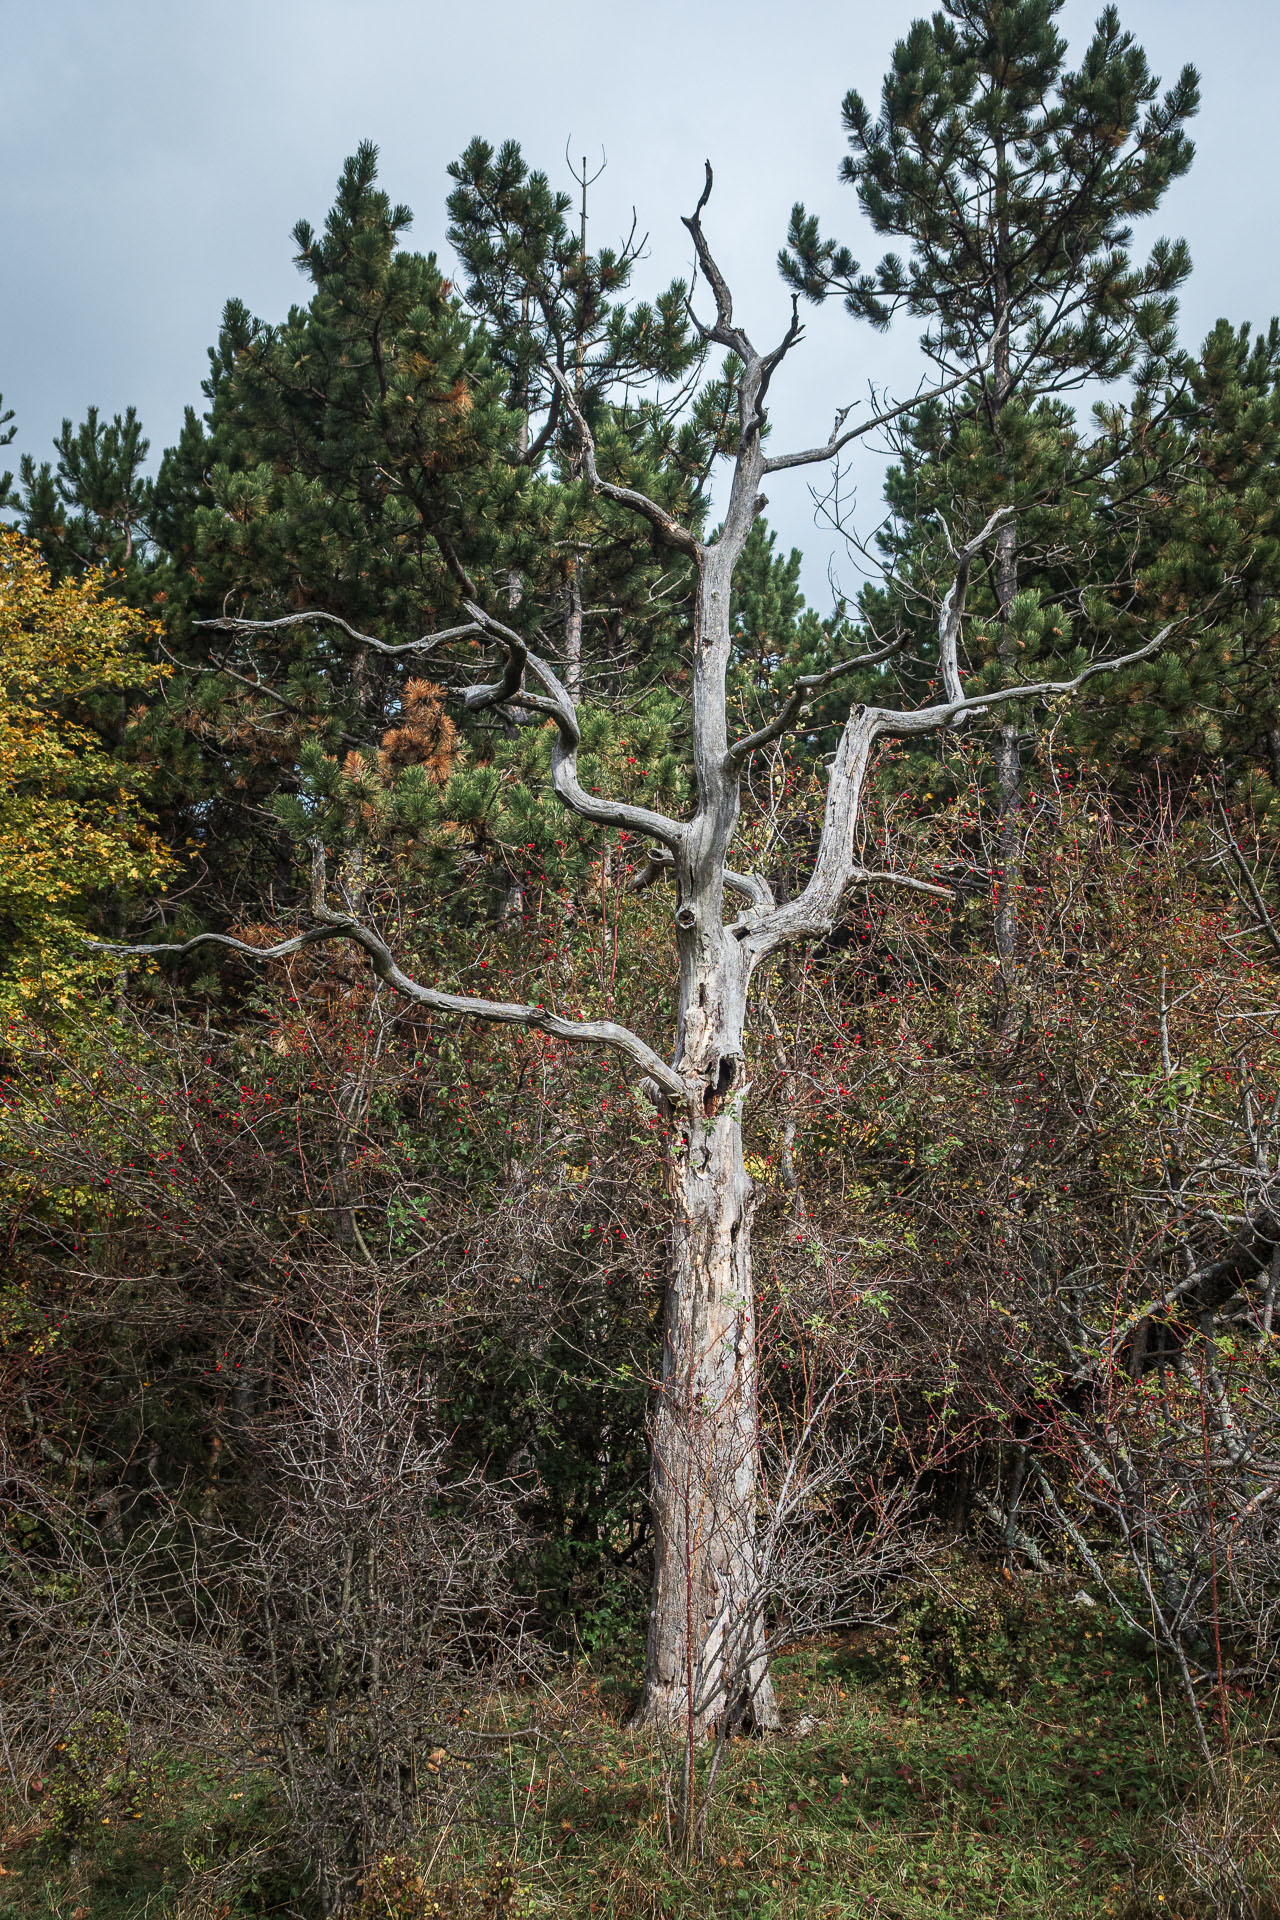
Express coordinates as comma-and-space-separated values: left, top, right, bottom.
681, 163, 751, 362
936, 506, 1012, 704
749, 619, 1175, 961
728, 634, 904, 764
473, 616, 688, 854
207, 594, 690, 855
888, 622, 1176, 738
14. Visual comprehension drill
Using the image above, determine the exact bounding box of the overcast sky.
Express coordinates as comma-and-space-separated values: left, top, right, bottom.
3, 0, 1275, 602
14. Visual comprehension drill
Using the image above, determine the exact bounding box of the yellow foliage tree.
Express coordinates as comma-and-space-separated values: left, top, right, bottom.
0, 528, 171, 1005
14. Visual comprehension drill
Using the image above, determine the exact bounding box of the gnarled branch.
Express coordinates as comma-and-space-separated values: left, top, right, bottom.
728, 634, 904, 765
936, 506, 1012, 704
195, 610, 481, 657
93, 908, 686, 1106
681, 162, 752, 363
884, 623, 1176, 739
471, 611, 688, 854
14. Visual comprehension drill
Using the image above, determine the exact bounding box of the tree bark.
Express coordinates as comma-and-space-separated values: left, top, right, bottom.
563, 558, 583, 700
993, 478, 1021, 986
637, 1099, 779, 1736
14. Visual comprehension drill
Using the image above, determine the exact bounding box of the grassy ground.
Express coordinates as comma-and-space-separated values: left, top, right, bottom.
2, 1580, 1276, 1919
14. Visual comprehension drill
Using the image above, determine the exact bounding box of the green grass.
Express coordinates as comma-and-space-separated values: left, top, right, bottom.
2, 1583, 1276, 1919
460, 1610, 1199, 1920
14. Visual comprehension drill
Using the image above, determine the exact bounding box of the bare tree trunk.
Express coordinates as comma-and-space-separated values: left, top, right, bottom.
990, 238, 1023, 1004
994, 713, 1022, 974
638, 1101, 779, 1736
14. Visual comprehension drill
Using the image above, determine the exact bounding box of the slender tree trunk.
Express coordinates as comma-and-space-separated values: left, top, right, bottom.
635, 921, 780, 1734
1267, 726, 1280, 791
993, 509, 1021, 981
637, 1100, 779, 1735
993, 711, 1021, 972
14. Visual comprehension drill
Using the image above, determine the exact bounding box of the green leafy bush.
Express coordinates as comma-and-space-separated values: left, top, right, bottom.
893, 1566, 1030, 1699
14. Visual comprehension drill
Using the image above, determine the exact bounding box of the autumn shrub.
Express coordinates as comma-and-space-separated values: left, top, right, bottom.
0, 527, 171, 1008
356, 1854, 524, 1920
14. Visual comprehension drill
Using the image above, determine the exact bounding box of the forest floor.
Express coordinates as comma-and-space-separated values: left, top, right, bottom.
2, 1579, 1277, 1919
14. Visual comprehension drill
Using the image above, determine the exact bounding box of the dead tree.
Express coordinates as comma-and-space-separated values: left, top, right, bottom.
109, 168, 1167, 1737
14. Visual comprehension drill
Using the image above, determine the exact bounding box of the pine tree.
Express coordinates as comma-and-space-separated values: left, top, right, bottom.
0, 392, 15, 508
16, 405, 154, 584
171, 143, 518, 650
137, 146, 522, 916
445, 136, 709, 695
1078, 317, 1280, 811
446, 138, 697, 468
782, 0, 1198, 983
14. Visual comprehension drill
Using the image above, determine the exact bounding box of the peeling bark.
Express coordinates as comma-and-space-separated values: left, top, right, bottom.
637, 1104, 779, 1734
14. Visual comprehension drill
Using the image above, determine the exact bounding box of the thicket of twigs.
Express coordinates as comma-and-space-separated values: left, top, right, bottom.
3, 760, 1278, 1913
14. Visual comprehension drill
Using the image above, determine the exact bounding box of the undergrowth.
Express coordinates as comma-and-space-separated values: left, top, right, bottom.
2, 1576, 1276, 1920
